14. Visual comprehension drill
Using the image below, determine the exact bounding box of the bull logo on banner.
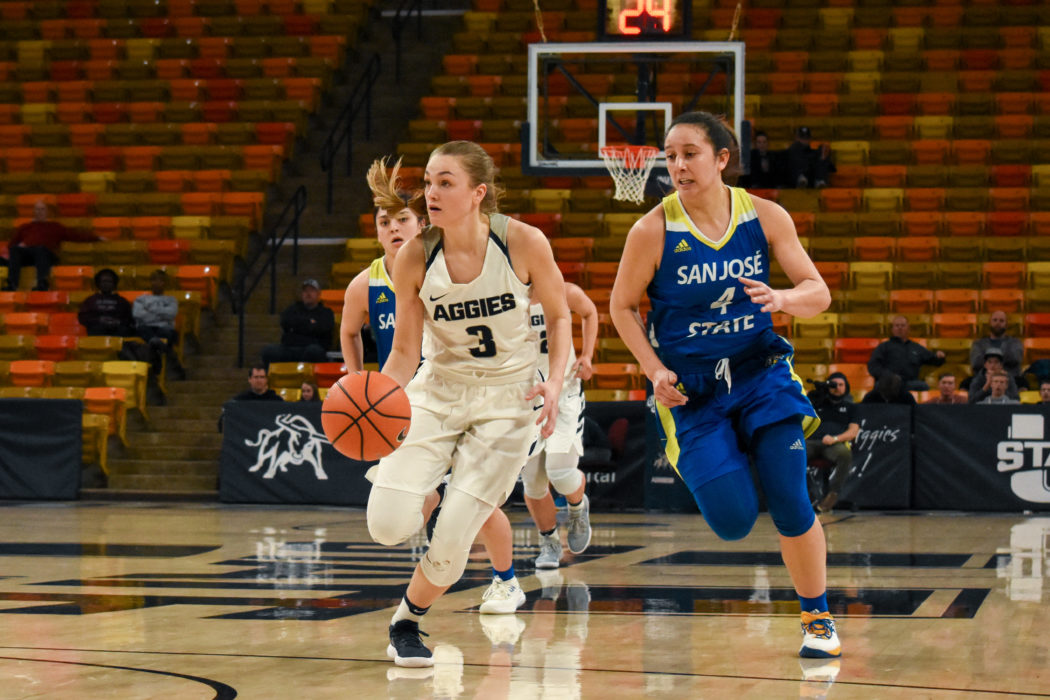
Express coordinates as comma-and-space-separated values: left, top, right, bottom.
997, 414, 1050, 503
245, 414, 330, 481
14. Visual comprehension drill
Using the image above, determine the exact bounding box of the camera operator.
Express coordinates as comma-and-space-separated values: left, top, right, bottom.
806, 372, 860, 513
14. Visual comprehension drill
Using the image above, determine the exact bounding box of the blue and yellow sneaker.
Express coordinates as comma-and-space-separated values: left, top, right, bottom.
799, 611, 841, 658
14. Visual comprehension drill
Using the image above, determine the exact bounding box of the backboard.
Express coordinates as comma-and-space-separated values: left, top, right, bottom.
523, 40, 746, 189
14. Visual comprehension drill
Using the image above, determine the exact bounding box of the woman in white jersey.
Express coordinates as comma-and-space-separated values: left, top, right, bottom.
368, 141, 571, 668
523, 282, 597, 568
342, 157, 529, 618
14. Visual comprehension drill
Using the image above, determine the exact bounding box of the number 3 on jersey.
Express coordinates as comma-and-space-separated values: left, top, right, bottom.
466, 325, 497, 358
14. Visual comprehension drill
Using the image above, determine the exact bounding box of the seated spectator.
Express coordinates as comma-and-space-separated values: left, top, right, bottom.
78, 268, 136, 338
132, 269, 186, 380
260, 279, 335, 367
968, 347, 1020, 404
233, 365, 283, 401
3, 199, 98, 291
867, 315, 945, 392
218, 365, 283, 432
299, 381, 320, 402
979, 371, 1019, 405
862, 372, 916, 405
923, 373, 967, 404
783, 126, 836, 189
968, 310, 1025, 389
805, 372, 860, 513
1039, 380, 1050, 404
741, 130, 784, 188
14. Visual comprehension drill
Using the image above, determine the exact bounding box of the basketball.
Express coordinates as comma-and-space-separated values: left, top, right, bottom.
321, 371, 412, 461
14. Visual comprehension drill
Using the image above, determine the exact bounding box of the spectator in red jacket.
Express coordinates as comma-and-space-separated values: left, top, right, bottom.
4, 199, 97, 291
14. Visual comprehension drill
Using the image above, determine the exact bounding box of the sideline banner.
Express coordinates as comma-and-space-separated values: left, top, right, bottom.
914, 405, 1050, 511
839, 404, 912, 509
0, 399, 81, 499
219, 401, 372, 506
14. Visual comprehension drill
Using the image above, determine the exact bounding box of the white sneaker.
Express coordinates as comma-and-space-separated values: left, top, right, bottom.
799, 611, 842, 658
535, 532, 563, 569
480, 614, 526, 647
479, 575, 526, 614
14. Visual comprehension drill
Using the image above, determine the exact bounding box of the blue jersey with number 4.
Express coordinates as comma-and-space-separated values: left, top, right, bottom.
647, 187, 773, 373
367, 257, 396, 368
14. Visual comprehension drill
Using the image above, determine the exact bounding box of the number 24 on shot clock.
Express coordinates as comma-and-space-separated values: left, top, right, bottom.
600, 0, 691, 39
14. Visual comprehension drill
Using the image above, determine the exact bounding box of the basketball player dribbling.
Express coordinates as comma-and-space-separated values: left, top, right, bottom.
610, 111, 842, 659
341, 157, 529, 621
366, 141, 571, 668
522, 281, 598, 569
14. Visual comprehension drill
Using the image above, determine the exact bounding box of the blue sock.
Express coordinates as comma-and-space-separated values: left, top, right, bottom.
493, 566, 515, 582
799, 592, 828, 614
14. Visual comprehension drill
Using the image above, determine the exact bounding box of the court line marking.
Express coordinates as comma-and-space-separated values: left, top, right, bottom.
0, 646, 1046, 697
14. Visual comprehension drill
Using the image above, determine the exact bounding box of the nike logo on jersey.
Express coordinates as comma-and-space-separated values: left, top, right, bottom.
789, 439, 805, 450
376, 291, 390, 303
676, 250, 765, 285
428, 293, 449, 302
432, 293, 516, 322
674, 238, 692, 253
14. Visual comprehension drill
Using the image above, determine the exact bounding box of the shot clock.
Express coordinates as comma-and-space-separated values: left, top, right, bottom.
598, 0, 692, 40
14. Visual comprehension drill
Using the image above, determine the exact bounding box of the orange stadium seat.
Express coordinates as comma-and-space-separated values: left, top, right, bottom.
9, 359, 55, 387
980, 289, 1025, 314
933, 313, 978, 339
934, 289, 980, 314
33, 334, 78, 362
890, 290, 934, 314
834, 338, 880, 364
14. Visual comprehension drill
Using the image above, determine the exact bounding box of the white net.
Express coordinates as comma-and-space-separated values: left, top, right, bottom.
600, 146, 659, 204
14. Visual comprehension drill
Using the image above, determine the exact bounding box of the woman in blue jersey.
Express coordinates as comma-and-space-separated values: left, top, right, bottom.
610, 112, 841, 660
340, 156, 529, 624
340, 156, 426, 372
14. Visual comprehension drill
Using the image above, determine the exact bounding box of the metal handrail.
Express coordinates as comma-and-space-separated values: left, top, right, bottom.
319, 52, 381, 214
390, 0, 423, 83
234, 184, 307, 367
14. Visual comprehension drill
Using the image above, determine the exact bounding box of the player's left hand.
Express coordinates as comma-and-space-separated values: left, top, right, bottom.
572, 356, 594, 381
740, 276, 784, 313
525, 381, 561, 439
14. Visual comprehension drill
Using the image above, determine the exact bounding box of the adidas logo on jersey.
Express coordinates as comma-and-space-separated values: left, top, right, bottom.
789, 439, 805, 451
376, 292, 390, 304
674, 239, 692, 253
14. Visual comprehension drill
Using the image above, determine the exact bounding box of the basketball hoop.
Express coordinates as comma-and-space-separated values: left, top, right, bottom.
600, 145, 659, 205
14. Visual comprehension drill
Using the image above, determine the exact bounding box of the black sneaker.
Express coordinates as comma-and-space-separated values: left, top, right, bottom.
387, 619, 433, 668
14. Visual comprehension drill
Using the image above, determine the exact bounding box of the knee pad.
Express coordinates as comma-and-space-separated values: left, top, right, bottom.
420, 487, 495, 587
692, 470, 759, 542
366, 486, 424, 546
544, 451, 583, 496
521, 453, 550, 500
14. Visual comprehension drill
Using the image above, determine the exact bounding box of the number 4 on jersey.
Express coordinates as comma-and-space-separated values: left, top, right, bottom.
711, 286, 734, 315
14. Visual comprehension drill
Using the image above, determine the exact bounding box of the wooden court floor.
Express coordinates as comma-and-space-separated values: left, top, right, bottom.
0, 502, 1046, 699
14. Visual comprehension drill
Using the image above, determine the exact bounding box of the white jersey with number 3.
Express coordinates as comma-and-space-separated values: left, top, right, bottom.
419, 213, 538, 385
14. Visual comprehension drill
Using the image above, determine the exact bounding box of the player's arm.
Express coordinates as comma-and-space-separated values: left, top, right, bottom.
383, 237, 425, 389
509, 219, 569, 438
566, 282, 597, 381
339, 270, 370, 372
742, 198, 831, 318
610, 207, 685, 407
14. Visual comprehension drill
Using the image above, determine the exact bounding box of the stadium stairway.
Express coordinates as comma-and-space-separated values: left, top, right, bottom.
83, 3, 463, 498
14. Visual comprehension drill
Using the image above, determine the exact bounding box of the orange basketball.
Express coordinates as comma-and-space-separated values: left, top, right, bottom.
321, 371, 411, 461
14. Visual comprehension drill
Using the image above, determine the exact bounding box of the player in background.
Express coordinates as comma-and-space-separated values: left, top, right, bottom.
367, 141, 571, 667
609, 112, 841, 659
523, 282, 598, 569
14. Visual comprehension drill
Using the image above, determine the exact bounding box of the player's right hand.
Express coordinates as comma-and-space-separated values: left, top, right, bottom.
651, 368, 687, 408
525, 380, 561, 439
